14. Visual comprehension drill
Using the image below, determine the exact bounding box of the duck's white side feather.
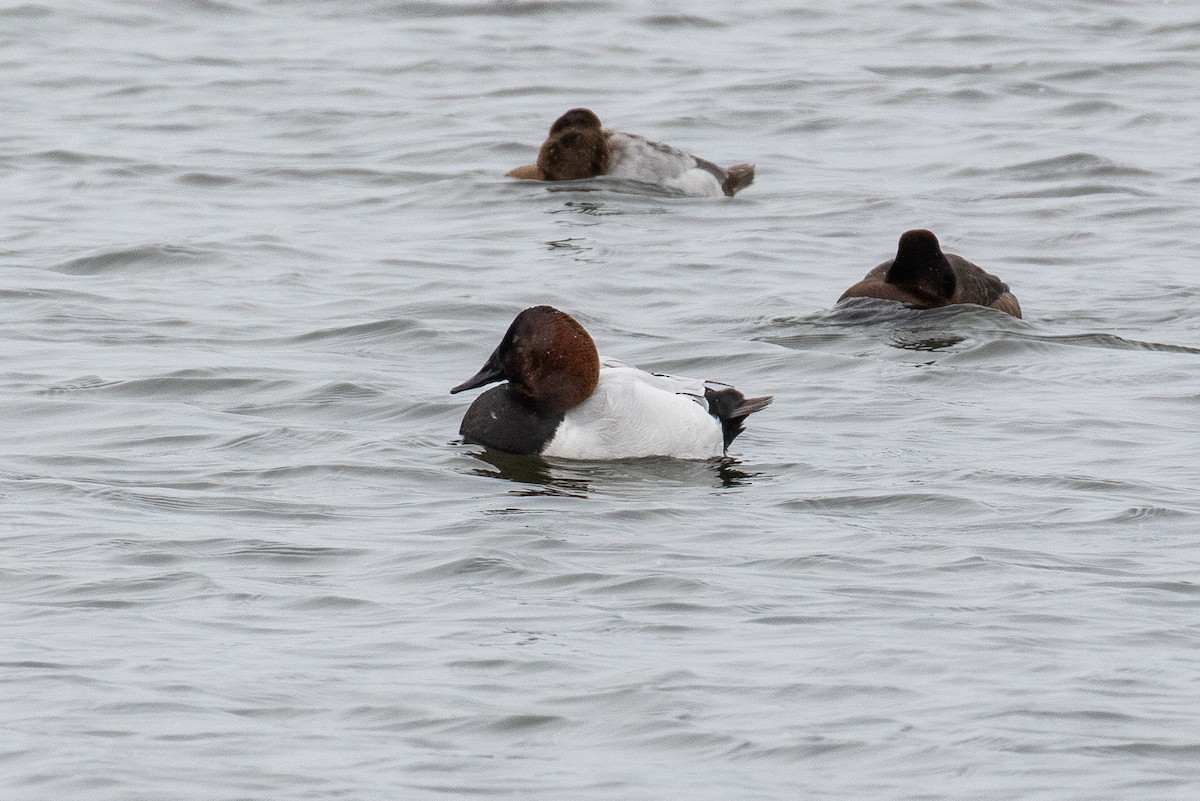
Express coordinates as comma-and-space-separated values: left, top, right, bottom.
600, 359, 708, 404
603, 131, 725, 197
541, 362, 724, 460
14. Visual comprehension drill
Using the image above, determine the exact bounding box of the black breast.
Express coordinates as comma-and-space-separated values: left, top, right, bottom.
458, 385, 565, 456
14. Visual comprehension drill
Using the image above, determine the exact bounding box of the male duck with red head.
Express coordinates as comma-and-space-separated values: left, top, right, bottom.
451, 306, 772, 459
507, 108, 755, 197
838, 229, 1022, 317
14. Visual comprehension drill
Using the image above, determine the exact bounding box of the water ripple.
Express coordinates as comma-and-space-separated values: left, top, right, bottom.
5, 2, 1200, 800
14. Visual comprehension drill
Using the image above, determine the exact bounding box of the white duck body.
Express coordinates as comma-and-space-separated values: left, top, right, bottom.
540, 360, 725, 460
603, 131, 729, 197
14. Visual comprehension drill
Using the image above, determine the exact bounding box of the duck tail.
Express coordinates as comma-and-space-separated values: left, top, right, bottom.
705, 386, 772, 449
731, 394, 773, 418
722, 163, 755, 196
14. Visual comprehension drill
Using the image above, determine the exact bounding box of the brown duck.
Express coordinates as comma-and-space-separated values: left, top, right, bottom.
838, 229, 1021, 318
507, 108, 754, 197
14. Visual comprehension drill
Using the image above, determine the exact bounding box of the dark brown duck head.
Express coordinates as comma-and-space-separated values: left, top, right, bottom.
506, 108, 611, 182
450, 305, 600, 414
884, 229, 958, 304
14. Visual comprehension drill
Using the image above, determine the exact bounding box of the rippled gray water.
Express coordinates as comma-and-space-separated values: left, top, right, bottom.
4, 1, 1200, 798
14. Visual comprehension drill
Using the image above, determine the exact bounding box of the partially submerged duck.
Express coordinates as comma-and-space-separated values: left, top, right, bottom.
451, 306, 772, 459
507, 108, 755, 197
838, 229, 1022, 317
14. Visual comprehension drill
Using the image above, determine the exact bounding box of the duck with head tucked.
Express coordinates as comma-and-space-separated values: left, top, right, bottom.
838, 229, 1022, 318
451, 306, 772, 460
507, 108, 755, 197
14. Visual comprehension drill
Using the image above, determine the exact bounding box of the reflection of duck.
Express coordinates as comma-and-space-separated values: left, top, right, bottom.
466, 442, 755, 494
838, 230, 1022, 318
451, 306, 771, 459
466, 450, 590, 498
507, 108, 755, 197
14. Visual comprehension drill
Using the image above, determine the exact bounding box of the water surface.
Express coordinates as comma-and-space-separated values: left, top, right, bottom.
3, 1, 1199, 799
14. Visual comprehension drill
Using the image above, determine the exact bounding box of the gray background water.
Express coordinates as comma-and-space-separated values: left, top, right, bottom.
3, 1, 1199, 798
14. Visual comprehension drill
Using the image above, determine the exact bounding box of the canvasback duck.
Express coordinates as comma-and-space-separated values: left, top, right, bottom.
506, 108, 755, 197
838, 229, 1022, 318
450, 306, 772, 459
